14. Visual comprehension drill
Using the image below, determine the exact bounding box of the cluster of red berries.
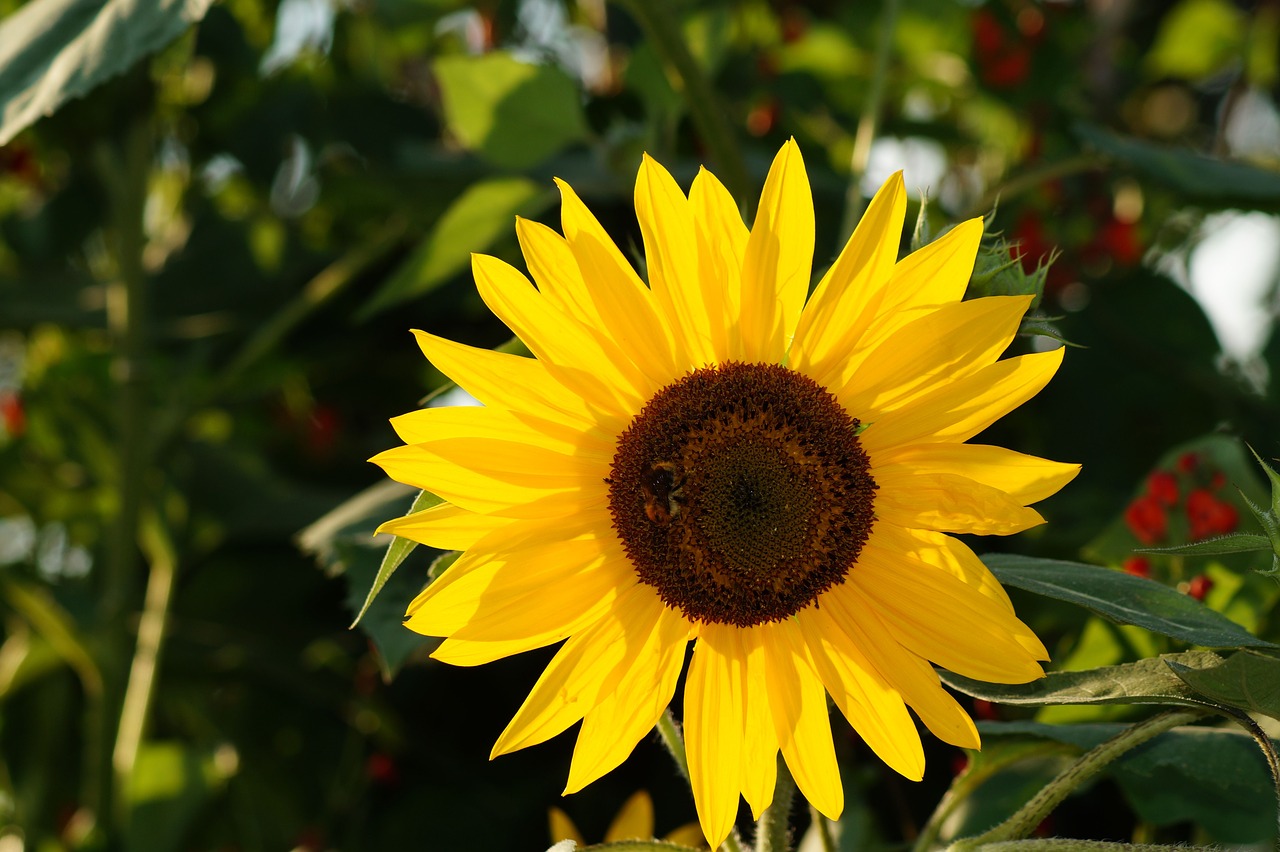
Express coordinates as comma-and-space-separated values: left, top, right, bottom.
1124, 452, 1237, 546
1121, 452, 1238, 602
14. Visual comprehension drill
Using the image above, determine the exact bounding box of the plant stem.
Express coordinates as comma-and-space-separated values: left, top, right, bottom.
840, 0, 901, 242
111, 510, 178, 825
100, 120, 153, 626
657, 708, 690, 782
810, 805, 837, 852
950, 710, 1203, 851
93, 115, 154, 833
613, 0, 749, 206
756, 757, 796, 852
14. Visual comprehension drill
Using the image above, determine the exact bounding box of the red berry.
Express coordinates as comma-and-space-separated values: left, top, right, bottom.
1125, 495, 1168, 545
1146, 471, 1179, 507
1186, 574, 1213, 601
1122, 557, 1151, 578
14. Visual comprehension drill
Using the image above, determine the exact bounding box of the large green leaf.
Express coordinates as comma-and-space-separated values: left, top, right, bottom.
297, 480, 436, 677
984, 553, 1277, 649
0, 0, 214, 145
1169, 649, 1280, 722
981, 721, 1277, 843
941, 650, 1224, 710
360, 177, 553, 318
1076, 123, 1280, 209
433, 51, 590, 169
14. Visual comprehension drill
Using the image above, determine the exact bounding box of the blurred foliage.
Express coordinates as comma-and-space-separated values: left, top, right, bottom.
2, 0, 1280, 849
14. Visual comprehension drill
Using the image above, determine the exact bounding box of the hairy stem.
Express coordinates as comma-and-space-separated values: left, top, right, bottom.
756, 757, 796, 852
950, 710, 1203, 851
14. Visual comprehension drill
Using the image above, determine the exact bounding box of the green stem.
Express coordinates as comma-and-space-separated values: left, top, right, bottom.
654, 709, 746, 852
840, 0, 901, 242
756, 757, 796, 852
915, 743, 1075, 852
613, 0, 749, 206
950, 710, 1203, 851
111, 509, 178, 826
656, 708, 690, 782
92, 116, 154, 834
99, 120, 153, 626
810, 805, 837, 852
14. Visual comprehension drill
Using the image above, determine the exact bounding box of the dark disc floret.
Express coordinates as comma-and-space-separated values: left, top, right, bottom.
607, 362, 877, 627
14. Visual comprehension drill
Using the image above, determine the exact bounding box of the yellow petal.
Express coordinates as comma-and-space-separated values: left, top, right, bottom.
817, 589, 979, 751
549, 807, 586, 845
664, 823, 708, 847
565, 602, 689, 794
685, 625, 745, 850
867, 523, 1013, 612
816, 217, 983, 392
636, 154, 715, 366
876, 443, 1081, 506
792, 171, 905, 383
369, 439, 599, 517
740, 139, 814, 362
861, 347, 1066, 455
389, 405, 611, 459
851, 543, 1047, 682
472, 253, 644, 414
739, 627, 778, 819
555, 177, 682, 384
873, 468, 1046, 535
761, 619, 844, 820
516, 216, 667, 397
605, 791, 656, 842
797, 603, 926, 779
491, 583, 669, 756
411, 329, 594, 426
689, 166, 746, 361
409, 536, 627, 639
839, 295, 1033, 417
516, 216, 601, 326
374, 500, 504, 551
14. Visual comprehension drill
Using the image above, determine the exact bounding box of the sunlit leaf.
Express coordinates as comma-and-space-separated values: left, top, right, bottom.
983, 554, 1277, 649
0, 0, 214, 145
361, 177, 553, 318
941, 650, 1223, 709
433, 51, 589, 169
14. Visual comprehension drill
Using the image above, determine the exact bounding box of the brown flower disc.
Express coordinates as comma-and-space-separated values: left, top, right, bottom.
607, 362, 877, 626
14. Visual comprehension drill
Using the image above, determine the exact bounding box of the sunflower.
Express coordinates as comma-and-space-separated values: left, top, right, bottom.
371, 140, 1078, 849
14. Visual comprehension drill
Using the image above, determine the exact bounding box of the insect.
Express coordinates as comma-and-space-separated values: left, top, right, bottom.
641, 461, 686, 525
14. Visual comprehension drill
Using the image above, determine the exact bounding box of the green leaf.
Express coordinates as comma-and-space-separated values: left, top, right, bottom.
433, 51, 589, 169
1076, 123, 1280, 209
1169, 649, 1280, 722
351, 489, 441, 628
941, 650, 1224, 710
983, 553, 1278, 649
361, 177, 552, 318
0, 0, 214, 145
297, 481, 437, 677
980, 721, 1277, 843
1138, 532, 1272, 556
1144, 0, 1244, 80
125, 741, 232, 852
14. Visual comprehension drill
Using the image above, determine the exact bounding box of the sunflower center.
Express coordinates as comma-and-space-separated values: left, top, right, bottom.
607, 362, 877, 627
